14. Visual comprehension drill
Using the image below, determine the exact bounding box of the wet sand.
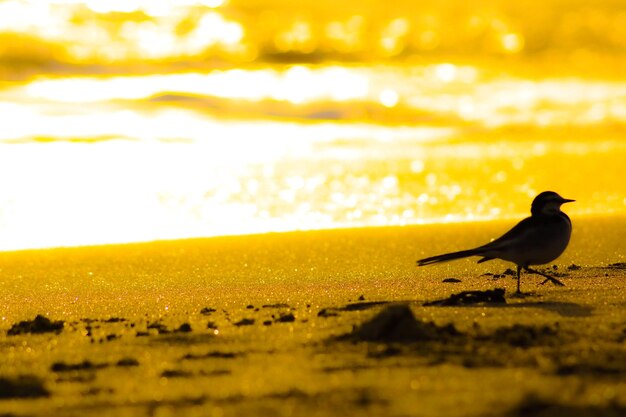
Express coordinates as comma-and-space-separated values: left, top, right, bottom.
1, 217, 625, 417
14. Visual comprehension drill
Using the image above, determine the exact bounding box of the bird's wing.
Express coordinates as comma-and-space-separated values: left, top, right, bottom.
477, 216, 537, 251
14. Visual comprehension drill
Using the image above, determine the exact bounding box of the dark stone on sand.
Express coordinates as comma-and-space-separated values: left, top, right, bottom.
424, 288, 506, 306
606, 262, 626, 269
275, 313, 296, 323
51, 360, 107, 372
318, 301, 389, 318
0, 376, 49, 399
206, 321, 218, 329
106, 334, 119, 341
246, 305, 254, 309
234, 318, 255, 326
339, 304, 460, 343
116, 358, 139, 367
135, 331, 150, 337
104, 317, 127, 323
491, 324, 557, 348
503, 268, 517, 276
177, 323, 192, 333
83, 387, 114, 396
262, 303, 291, 309
358, 295, 366, 301
147, 322, 170, 334
442, 278, 462, 283
161, 369, 192, 378
200, 307, 217, 315
181, 351, 239, 360
567, 264, 582, 270
7, 315, 64, 336
263, 320, 272, 326
318, 308, 339, 317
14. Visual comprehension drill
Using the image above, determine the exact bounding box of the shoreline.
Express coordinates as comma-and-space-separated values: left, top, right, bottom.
1, 212, 624, 254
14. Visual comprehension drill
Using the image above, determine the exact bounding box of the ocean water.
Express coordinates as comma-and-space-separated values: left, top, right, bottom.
0, 0, 625, 250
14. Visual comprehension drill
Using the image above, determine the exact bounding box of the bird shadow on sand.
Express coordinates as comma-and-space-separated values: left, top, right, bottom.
426, 298, 594, 318
426, 301, 594, 318
318, 288, 593, 319
498, 301, 594, 317
421, 289, 594, 317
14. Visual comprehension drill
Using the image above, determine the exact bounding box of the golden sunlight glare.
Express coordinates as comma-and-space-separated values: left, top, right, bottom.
0, 0, 625, 251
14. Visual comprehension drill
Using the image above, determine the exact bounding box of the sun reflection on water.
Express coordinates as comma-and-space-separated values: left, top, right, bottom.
1, 1, 626, 250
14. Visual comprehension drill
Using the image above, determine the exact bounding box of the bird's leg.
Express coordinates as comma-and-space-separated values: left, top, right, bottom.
516, 265, 522, 294
524, 267, 565, 287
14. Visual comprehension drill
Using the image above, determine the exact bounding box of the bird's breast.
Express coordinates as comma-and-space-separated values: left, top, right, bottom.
523, 214, 572, 265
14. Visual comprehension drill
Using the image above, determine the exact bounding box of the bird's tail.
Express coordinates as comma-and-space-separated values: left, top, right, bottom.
417, 248, 485, 266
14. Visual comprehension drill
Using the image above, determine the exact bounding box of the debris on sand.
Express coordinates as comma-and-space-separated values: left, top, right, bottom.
442, 278, 462, 283
318, 301, 389, 318
103, 317, 127, 323
51, 360, 108, 372
116, 358, 139, 367
200, 307, 216, 315
0, 375, 49, 398
338, 304, 460, 343
147, 322, 170, 334
262, 303, 290, 309
7, 315, 64, 336
424, 288, 506, 306
234, 318, 255, 326
176, 323, 192, 333
161, 369, 193, 378
181, 351, 239, 360
275, 313, 296, 323
318, 308, 339, 318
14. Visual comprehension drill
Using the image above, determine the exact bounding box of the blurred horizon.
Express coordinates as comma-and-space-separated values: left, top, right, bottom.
1, 0, 625, 250
2, 0, 626, 76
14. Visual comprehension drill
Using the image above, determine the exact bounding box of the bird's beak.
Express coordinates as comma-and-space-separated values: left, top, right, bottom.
561, 198, 575, 203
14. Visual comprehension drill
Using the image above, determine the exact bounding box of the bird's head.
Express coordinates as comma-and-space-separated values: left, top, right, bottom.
531, 191, 575, 216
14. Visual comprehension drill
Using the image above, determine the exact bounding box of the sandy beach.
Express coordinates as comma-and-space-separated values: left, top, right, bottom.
1, 216, 625, 417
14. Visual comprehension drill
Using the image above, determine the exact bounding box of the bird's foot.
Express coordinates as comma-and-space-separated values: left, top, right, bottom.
525, 267, 566, 287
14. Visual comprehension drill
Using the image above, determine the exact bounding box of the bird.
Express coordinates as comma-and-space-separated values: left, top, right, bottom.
417, 191, 575, 294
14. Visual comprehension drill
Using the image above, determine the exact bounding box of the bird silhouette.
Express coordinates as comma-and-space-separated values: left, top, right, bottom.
417, 191, 574, 293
